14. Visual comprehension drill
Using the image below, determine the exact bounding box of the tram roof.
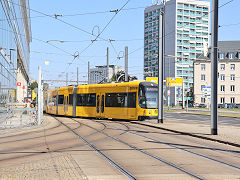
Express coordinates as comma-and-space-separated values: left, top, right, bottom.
47, 80, 158, 92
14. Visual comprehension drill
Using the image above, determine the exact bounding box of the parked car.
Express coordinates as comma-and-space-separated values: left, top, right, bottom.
234, 104, 240, 108
218, 104, 224, 108
225, 103, 234, 109
197, 103, 207, 108
188, 103, 193, 107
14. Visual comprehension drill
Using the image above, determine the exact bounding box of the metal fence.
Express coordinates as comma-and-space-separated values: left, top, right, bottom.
0, 104, 37, 129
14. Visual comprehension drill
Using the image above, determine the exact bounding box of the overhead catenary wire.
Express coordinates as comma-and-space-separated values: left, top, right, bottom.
6, 0, 236, 81
0, 26, 74, 56
0, 6, 148, 22
66, 0, 131, 71
220, 22, 240, 28
8, 0, 110, 42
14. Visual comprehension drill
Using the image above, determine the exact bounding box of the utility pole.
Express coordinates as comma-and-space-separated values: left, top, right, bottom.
41, 74, 43, 118
186, 65, 189, 112
77, 67, 79, 86
182, 64, 185, 109
211, 0, 218, 135
125, 46, 128, 82
66, 73, 68, 86
107, 47, 109, 82
158, 5, 164, 123
38, 66, 42, 125
88, 61, 90, 84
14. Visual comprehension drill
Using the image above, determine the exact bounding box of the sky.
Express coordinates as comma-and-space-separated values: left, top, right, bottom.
29, 0, 240, 87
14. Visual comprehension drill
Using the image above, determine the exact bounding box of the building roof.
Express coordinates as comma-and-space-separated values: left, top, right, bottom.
196, 41, 240, 62
218, 41, 240, 52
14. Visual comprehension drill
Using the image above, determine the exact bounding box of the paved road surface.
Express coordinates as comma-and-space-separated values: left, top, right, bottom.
165, 112, 240, 126
0, 115, 239, 179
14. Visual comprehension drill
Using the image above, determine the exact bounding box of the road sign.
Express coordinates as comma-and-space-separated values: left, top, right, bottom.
17, 82, 21, 86
202, 86, 211, 98
167, 77, 183, 87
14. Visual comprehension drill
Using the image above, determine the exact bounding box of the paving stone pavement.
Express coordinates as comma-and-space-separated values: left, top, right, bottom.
0, 153, 88, 180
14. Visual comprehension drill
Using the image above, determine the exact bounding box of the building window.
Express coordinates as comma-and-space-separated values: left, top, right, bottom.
220, 85, 225, 92
230, 64, 235, 70
201, 64, 205, 71
201, 85, 205, 91
229, 53, 235, 59
220, 74, 225, 81
201, 97, 205, 103
230, 85, 235, 92
219, 53, 224, 59
231, 97, 235, 104
220, 97, 225, 104
201, 74, 205, 81
230, 74, 235, 81
220, 64, 225, 70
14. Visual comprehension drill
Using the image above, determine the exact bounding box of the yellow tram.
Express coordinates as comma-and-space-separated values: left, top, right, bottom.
46, 81, 158, 120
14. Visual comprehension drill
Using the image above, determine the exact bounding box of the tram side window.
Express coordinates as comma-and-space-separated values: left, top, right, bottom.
58, 95, 64, 104
105, 93, 136, 108
77, 93, 96, 106
52, 96, 57, 106
49, 95, 57, 106
48, 95, 57, 106
69, 94, 73, 105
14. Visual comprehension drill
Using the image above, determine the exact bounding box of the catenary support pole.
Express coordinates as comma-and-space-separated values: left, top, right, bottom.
88, 61, 90, 84
107, 47, 109, 82
211, 0, 218, 135
38, 66, 42, 125
125, 46, 128, 82
158, 8, 164, 123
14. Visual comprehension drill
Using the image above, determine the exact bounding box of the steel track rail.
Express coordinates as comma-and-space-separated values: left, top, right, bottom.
105, 121, 240, 172
54, 117, 136, 180
132, 121, 240, 148
128, 121, 240, 154
76, 119, 205, 180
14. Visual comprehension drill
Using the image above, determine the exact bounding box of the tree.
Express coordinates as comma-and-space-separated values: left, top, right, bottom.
111, 73, 117, 81
29, 81, 38, 90
116, 70, 125, 82
111, 70, 138, 82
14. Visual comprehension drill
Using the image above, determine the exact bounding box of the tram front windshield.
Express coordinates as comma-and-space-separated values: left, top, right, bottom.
139, 86, 158, 109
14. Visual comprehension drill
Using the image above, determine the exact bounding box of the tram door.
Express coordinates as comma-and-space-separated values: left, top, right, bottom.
96, 94, 100, 118
64, 92, 69, 115
96, 93, 105, 118
100, 94, 105, 118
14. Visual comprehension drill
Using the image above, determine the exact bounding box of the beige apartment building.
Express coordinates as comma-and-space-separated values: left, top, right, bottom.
194, 41, 240, 106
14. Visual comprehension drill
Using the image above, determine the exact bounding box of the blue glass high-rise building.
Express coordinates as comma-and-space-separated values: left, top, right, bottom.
0, 0, 31, 112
